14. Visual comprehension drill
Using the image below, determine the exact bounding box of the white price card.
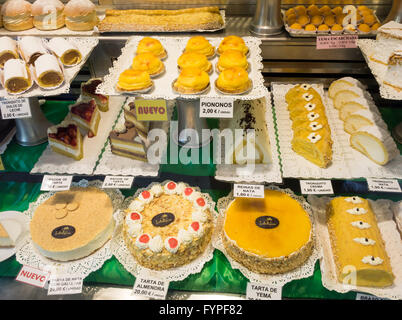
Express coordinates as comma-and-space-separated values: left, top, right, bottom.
200, 97, 234, 118
0, 97, 31, 119
246, 282, 282, 300
132, 276, 169, 300
16, 265, 50, 288
233, 184, 264, 198
367, 178, 402, 193
300, 180, 334, 195
356, 293, 386, 300
102, 176, 134, 189
41, 175, 73, 191
47, 275, 83, 296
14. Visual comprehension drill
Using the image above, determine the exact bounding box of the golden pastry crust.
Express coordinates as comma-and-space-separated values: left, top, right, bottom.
216, 49, 248, 73
215, 67, 251, 94
173, 67, 210, 94
184, 36, 215, 58
117, 69, 153, 92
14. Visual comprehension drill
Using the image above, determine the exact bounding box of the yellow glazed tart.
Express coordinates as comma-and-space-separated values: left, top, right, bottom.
216, 49, 248, 73
173, 67, 210, 94
131, 52, 164, 76
215, 67, 251, 94
222, 189, 314, 274
136, 37, 166, 59
217, 35, 248, 56
177, 52, 212, 73
117, 69, 153, 92
184, 36, 215, 58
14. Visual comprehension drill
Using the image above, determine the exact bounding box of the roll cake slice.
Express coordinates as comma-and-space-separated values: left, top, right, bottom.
343, 109, 386, 134
123, 101, 150, 139
81, 78, 109, 112
70, 99, 100, 138
3, 58, 32, 94
109, 123, 147, 161
327, 196, 394, 287
0, 37, 19, 68
47, 37, 82, 66
328, 77, 364, 99
34, 53, 64, 88
47, 120, 84, 160
17, 36, 47, 66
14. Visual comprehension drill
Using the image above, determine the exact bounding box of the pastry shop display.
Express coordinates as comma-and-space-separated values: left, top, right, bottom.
217, 35, 249, 56
123, 181, 214, 270
81, 78, 109, 112
326, 196, 394, 287
109, 123, 147, 162
47, 120, 83, 160
32, 0, 65, 31
2, 58, 32, 94
0, 222, 14, 248
177, 52, 212, 74
173, 67, 210, 94
18, 36, 47, 65
221, 189, 314, 274
29, 186, 114, 261
123, 100, 150, 139
34, 53, 64, 89
131, 53, 165, 77
1, 0, 33, 31
215, 67, 252, 95
47, 37, 82, 67
136, 37, 167, 60
0, 36, 18, 68
216, 49, 248, 73
184, 36, 215, 59
98, 6, 224, 33
69, 99, 100, 138
116, 68, 153, 93
63, 0, 98, 31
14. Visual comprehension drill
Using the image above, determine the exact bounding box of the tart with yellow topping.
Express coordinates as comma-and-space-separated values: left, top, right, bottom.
184, 36, 215, 59
177, 52, 212, 74
217, 35, 249, 56
215, 67, 252, 94
131, 52, 164, 77
116, 69, 153, 93
216, 49, 248, 73
173, 67, 210, 94
136, 37, 167, 60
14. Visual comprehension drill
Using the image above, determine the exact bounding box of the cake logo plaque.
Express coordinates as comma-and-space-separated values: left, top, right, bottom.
152, 212, 175, 227
255, 216, 279, 229
51, 225, 76, 239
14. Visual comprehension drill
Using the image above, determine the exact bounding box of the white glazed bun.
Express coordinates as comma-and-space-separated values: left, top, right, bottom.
64, 0, 97, 31
32, 0, 65, 30
1, 0, 34, 31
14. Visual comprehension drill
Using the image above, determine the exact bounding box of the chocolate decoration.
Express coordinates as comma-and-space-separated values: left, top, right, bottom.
255, 216, 280, 229
51, 225, 76, 239
152, 212, 175, 227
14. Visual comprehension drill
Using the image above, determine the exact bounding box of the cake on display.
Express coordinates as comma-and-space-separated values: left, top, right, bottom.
123, 181, 214, 270
326, 196, 395, 287
69, 99, 101, 138
0, 223, 14, 248
81, 78, 109, 112
47, 120, 84, 160
29, 187, 115, 261
222, 189, 314, 274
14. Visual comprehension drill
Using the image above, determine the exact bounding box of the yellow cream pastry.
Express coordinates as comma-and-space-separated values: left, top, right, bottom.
216, 49, 248, 73
363, 14, 377, 26
285, 8, 295, 17
286, 14, 297, 26
285, 83, 317, 103
318, 24, 330, 32
307, 4, 320, 16
131, 52, 164, 76
305, 24, 316, 32
117, 69, 153, 92
294, 5, 307, 16
331, 6, 343, 16
222, 189, 313, 274
324, 15, 335, 27
319, 5, 332, 15
184, 36, 215, 58
217, 35, 248, 56
358, 23, 371, 33
173, 67, 210, 94
371, 22, 381, 31
290, 22, 303, 30
331, 24, 343, 32
311, 15, 323, 26
336, 14, 346, 25
297, 14, 310, 26
177, 52, 212, 73
136, 37, 166, 59
215, 67, 251, 94
327, 196, 394, 287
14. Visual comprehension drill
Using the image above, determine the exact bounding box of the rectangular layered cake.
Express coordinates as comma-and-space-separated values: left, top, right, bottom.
109, 123, 147, 161
123, 101, 150, 139
47, 120, 84, 160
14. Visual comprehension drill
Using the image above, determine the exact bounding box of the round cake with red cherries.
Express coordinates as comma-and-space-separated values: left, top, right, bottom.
123, 181, 214, 270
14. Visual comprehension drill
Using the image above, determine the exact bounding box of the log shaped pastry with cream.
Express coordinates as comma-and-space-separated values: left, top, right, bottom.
3, 58, 32, 94
34, 53, 64, 89
1, 0, 33, 31
47, 37, 82, 67
64, 0, 98, 31
18, 36, 48, 66
32, 0, 65, 30
0, 37, 19, 68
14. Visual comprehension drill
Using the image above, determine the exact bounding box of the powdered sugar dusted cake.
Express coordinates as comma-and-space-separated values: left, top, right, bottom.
123, 181, 214, 270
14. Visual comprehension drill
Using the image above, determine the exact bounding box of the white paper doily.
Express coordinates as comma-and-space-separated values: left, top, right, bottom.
31, 96, 125, 175
93, 98, 174, 176
111, 181, 218, 282
272, 83, 350, 179
308, 195, 402, 300
15, 179, 124, 278
358, 39, 402, 101
213, 186, 321, 286
215, 95, 282, 184
97, 36, 268, 101
0, 37, 99, 99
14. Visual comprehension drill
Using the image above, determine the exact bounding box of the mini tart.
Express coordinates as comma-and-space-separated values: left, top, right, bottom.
217, 35, 248, 56
216, 49, 248, 73
222, 189, 314, 275
184, 36, 215, 59
215, 67, 251, 94
177, 52, 212, 73
123, 181, 214, 270
116, 69, 153, 92
173, 67, 210, 94
131, 52, 164, 77
136, 37, 167, 60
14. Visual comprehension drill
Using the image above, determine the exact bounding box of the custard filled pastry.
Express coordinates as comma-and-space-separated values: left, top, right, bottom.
64, 0, 98, 31
184, 36, 215, 59
216, 49, 248, 73
35, 53, 64, 88
0, 37, 19, 68
3, 58, 32, 94
47, 37, 82, 66
215, 67, 252, 94
32, 0, 65, 30
131, 52, 164, 77
217, 35, 249, 56
1, 0, 33, 31
177, 52, 212, 73
18, 36, 48, 66
136, 37, 166, 60
173, 67, 210, 94
116, 68, 153, 92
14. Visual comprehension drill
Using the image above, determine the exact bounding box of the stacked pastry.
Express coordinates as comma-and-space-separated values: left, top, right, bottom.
108, 100, 150, 161
328, 77, 398, 165
285, 84, 333, 168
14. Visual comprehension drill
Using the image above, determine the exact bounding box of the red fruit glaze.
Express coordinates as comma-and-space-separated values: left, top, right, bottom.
196, 197, 205, 207
141, 190, 151, 199
191, 222, 200, 231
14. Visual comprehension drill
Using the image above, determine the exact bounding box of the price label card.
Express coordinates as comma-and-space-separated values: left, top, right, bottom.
47, 275, 83, 296
134, 99, 168, 121
300, 180, 334, 195
41, 175, 73, 191
200, 97, 234, 118
233, 184, 264, 198
132, 276, 169, 300
246, 282, 282, 300
16, 265, 50, 288
102, 176, 134, 189
356, 293, 386, 300
367, 178, 402, 193
0, 97, 31, 120
316, 35, 358, 49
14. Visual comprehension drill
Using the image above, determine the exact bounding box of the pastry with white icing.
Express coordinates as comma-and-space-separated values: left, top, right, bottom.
34, 53, 64, 88
18, 36, 48, 66
47, 37, 82, 66
3, 58, 32, 94
0, 37, 19, 69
